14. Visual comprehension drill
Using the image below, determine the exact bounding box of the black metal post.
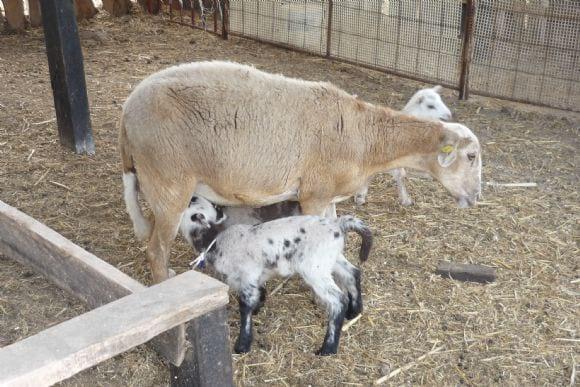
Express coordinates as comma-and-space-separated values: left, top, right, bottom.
170, 307, 234, 387
39, 0, 95, 154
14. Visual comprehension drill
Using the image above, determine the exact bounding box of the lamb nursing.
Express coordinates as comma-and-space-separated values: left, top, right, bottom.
120, 61, 482, 283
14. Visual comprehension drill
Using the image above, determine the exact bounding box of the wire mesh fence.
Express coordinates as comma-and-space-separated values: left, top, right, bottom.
225, 0, 579, 111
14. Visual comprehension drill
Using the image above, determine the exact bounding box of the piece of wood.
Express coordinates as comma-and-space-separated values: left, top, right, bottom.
486, 182, 538, 188
2, 0, 25, 31
436, 261, 496, 284
102, 0, 131, 16
28, 0, 42, 27
39, 0, 95, 154
74, 0, 98, 20
170, 307, 234, 387
0, 200, 185, 364
0, 271, 229, 387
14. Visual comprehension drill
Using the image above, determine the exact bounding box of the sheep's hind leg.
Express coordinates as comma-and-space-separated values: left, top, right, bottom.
391, 168, 413, 206
333, 255, 363, 319
234, 285, 261, 353
302, 272, 348, 355
143, 179, 195, 284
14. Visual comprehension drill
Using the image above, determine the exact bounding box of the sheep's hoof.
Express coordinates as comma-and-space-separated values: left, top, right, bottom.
400, 198, 414, 207
354, 195, 366, 206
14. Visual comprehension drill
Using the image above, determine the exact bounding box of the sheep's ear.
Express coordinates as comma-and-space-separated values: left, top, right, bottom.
437, 144, 457, 168
432, 85, 443, 93
214, 213, 228, 225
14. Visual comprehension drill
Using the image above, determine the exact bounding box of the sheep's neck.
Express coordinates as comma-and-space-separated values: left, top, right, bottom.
361, 106, 443, 174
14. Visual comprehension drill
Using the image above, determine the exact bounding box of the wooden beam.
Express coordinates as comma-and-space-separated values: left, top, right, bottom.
2, 0, 25, 31
39, 0, 95, 154
28, 0, 42, 27
170, 307, 234, 387
0, 200, 185, 364
436, 261, 496, 284
0, 271, 229, 387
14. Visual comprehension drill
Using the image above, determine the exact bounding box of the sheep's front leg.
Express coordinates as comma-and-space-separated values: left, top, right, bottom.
354, 184, 369, 206
234, 286, 261, 353
390, 168, 413, 206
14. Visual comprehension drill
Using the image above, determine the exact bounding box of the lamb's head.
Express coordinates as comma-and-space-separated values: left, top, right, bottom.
179, 195, 226, 251
429, 123, 482, 208
403, 86, 452, 121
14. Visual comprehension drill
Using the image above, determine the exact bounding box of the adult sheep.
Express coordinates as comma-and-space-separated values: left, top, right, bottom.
120, 61, 482, 283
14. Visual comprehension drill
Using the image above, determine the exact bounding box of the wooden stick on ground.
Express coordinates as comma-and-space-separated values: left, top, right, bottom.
436, 261, 496, 284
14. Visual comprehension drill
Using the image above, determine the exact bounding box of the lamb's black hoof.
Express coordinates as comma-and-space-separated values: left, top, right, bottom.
345, 305, 362, 320
315, 346, 338, 356
234, 341, 251, 354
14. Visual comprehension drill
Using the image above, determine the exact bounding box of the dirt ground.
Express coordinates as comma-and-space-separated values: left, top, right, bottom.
0, 9, 579, 386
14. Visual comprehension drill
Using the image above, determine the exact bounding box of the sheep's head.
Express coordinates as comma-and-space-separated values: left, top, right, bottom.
403, 85, 452, 121
430, 123, 482, 208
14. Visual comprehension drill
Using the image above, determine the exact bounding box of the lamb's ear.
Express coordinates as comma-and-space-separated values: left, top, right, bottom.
437, 144, 457, 168
432, 85, 443, 93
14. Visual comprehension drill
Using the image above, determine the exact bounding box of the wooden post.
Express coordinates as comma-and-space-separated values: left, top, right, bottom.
458, 0, 475, 100
220, 0, 229, 39
28, 0, 42, 28
325, 0, 333, 57
436, 261, 496, 283
39, 0, 95, 154
2, 0, 25, 31
170, 307, 234, 387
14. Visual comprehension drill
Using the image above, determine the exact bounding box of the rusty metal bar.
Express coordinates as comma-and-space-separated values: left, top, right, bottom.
213, 0, 218, 33
458, 0, 475, 100
325, 0, 333, 57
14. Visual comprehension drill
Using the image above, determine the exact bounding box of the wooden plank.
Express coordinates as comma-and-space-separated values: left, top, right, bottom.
0, 200, 185, 364
2, 0, 25, 31
170, 307, 234, 387
436, 261, 496, 284
0, 271, 229, 387
39, 0, 95, 154
28, 0, 42, 28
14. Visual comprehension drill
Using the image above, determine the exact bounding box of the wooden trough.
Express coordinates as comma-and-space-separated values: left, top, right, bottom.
0, 200, 234, 386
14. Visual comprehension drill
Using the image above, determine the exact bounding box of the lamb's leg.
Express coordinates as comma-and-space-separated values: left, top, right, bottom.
234, 285, 261, 353
333, 255, 363, 319
302, 272, 348, 355
354, 184, 369, 206
390, 168, 413, 206
252, 286, 267, 315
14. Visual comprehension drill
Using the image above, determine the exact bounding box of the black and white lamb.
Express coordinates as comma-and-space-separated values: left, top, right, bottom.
180, 198, 373, 355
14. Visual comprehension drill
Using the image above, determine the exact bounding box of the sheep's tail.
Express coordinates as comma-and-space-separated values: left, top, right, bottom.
338, 215, 373, 263
119, 115, 152, 241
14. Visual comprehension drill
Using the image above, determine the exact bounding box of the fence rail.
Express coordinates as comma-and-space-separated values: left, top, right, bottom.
223, 0, 579, 112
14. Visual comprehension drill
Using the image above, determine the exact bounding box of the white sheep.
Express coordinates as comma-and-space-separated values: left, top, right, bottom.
354, 86, 453, 206
120, 61, 481, 282
181, 203, 373, 356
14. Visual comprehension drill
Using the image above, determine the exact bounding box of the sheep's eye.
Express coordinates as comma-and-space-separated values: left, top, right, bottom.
467, 153, 476, 161
427, 104, 435, 109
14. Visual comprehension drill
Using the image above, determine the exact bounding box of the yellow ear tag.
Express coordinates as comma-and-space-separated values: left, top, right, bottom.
441, 145, 454, 154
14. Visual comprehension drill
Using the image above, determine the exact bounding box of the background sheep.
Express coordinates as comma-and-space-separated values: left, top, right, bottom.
182, 208, 373, 355
120, 61, 481, 282
354, 85, 453, 206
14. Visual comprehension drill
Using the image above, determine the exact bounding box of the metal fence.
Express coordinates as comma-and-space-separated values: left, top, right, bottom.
223, 0, 579, 112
